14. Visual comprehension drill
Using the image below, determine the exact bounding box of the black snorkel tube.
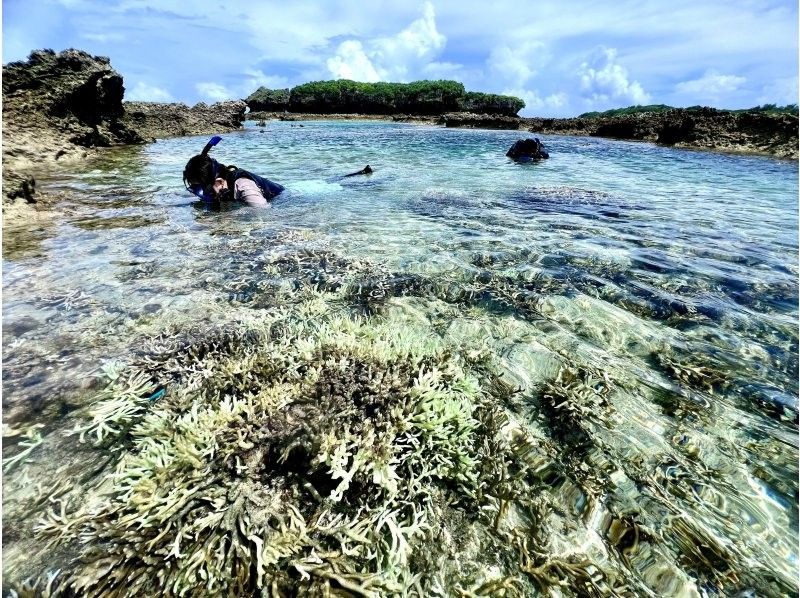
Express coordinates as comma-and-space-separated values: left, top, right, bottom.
183, 136, 223, 203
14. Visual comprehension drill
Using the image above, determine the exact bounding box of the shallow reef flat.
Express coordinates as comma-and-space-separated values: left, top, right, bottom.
3, 122, 797, 596
3, 243, 797, 597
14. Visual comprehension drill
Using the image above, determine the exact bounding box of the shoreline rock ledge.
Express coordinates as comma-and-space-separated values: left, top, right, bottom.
523, 108, 798, 159
2, 49, 245, 207
120, 100, 246, 142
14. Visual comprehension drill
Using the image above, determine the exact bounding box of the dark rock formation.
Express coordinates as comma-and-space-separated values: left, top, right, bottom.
248, 111, 431, 123
4, 174, 37, 203
2, 48, 247, 209
439, 112, 521, 130
506, 138, 549, 161
246, 110, 521, 131
524, 108, 798, 158
343, 165, 373, 177
119, 100, 246, 141
456, 91, 525, 116
391, 114, 439, 124
2, 49, 142, 172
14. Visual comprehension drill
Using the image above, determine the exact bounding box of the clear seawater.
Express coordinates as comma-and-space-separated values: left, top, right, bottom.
3, 120, 798, 593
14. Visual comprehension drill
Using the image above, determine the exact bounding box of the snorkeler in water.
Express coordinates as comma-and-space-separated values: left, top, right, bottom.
183, 136, 376, 207
183, 136, 285, 207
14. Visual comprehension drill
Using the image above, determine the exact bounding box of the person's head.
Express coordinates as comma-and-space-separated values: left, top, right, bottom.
183, 136, 227, 201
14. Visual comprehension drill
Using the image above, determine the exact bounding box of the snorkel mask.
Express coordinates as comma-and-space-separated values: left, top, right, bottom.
183, 136, 223, 202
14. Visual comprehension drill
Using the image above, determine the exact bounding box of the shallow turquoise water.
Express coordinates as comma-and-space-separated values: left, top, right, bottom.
3, 120, 798, 592
6, 121, 797, 409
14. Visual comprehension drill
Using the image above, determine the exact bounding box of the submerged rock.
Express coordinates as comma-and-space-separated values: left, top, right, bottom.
4, 173, 37, 203
506, 137, 550, 161
343, 164, 373, 177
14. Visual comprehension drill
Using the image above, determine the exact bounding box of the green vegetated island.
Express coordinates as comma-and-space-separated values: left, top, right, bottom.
579, 103, 799, 118
246, 80, 524, 116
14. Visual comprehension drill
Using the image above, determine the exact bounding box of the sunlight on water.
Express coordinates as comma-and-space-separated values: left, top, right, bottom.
3, 121, 798, 595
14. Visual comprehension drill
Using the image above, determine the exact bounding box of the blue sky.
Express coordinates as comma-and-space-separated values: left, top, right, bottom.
3, 0, 798, 116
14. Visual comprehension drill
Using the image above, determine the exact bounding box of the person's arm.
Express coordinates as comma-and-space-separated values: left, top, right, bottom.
234, 178, 269, 207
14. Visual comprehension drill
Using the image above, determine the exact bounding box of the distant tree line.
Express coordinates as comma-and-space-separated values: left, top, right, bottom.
246, 80, 525, 116
579, 103, 799, 118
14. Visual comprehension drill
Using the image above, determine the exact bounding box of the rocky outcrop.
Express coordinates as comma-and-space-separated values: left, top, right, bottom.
2, 48, 247, 209
4, 173, 37, 204
456, 92, 525, 116
246, 111, 438, 123
439, 112, 521, 130
119, 100, 246, 141
524, 108, 798, 158
2, 49, 142, 174
506, 138, 549, 161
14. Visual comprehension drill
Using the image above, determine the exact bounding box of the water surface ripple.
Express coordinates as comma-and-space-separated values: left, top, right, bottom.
3, 121, 798, 594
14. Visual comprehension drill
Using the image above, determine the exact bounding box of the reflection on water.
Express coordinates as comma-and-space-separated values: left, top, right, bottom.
3, 122, 798, 595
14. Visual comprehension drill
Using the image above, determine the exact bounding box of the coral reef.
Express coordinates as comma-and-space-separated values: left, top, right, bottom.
4, 251, 795, 595
28, 303, 526, 595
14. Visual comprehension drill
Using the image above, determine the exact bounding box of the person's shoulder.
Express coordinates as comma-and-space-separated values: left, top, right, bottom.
234, 177, 261, 191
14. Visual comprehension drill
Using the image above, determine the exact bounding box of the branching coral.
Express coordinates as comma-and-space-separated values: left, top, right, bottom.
6, 244, 797, 597
2, 424, 45, 472
33, 305, 516, 595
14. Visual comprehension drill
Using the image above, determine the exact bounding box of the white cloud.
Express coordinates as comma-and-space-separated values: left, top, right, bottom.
325, 2, 448, 82
195, 82, 233, 102
126, 81, 174, 102
676, 70, 746, 98
327, 40, 381, 82
503, 88, 569, 115
487, 42, 548, 86
242, 68, 290, 91
578, 47, 650, 105
5, 0, 796, 116
544, 92, 568, 109
81, 32, 125, 43
757, 76, 799, 106
422, 61, 468, 80
374, 2, 446, 67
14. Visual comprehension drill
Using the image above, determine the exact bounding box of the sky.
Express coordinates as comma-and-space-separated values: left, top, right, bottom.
2, 0, 798, 117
